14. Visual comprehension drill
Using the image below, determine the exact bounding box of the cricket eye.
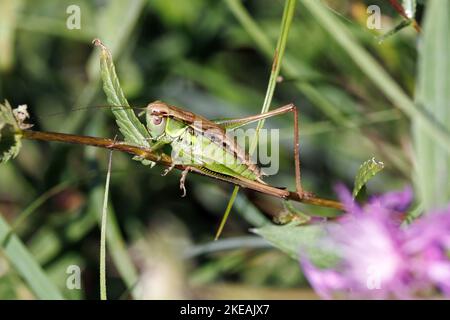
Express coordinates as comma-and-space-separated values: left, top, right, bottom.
153, 116, 163, 125
148, 115, 166, 138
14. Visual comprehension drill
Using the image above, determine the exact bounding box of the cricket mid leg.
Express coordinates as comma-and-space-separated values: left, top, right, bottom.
179, 166, 191, 197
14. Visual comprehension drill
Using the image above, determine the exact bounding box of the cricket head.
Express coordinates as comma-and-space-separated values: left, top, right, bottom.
146, 101, 169, 139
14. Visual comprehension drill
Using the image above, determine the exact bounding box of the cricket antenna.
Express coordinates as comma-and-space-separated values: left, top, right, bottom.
35, 105, 147, 119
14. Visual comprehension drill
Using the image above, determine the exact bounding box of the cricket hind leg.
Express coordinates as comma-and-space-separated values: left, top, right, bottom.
216, 104, 312, 199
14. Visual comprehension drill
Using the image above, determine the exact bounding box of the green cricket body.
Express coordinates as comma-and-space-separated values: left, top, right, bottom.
145, 101, 265, 184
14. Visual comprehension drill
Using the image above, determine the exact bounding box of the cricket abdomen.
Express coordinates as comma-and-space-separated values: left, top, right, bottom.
170, 128, 264, 182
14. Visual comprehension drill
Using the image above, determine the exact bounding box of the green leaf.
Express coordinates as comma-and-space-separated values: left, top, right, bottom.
413, 2, 450, 210
0, 100, 22, 163
352, 157, 384, 198
94, 39, 155, 166
251, 223, 338, 267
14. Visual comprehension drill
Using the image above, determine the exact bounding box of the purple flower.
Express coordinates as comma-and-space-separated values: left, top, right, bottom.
370, 186, 414, 213
403, 209, 450, 295
300, 186, 450, 299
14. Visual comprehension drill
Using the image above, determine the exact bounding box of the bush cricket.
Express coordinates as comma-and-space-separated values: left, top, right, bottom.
32, 100, 315, 200
142, 100, 309, 199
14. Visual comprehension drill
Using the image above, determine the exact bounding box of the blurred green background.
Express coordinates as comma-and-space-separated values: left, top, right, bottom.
0, 0, 419, 299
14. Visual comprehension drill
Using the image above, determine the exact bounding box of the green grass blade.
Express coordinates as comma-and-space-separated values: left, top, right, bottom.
255, 0, 297, 129
218, 0, 296, 239
0, 214, 64, 299
301, 0, 450, 154
413, 1, 450, 210
403, 0, 416, 19
214, 186, 239, 240
99, 149, 113, 300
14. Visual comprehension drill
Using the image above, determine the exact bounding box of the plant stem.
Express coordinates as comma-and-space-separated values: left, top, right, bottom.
22, 129, 343, 210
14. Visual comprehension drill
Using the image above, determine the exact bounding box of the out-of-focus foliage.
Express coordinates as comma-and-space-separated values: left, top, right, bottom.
0, 0, 432, 299
413, 0, 450, 210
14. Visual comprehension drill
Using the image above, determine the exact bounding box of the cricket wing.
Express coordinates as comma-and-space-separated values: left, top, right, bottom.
153, 102, 263, 180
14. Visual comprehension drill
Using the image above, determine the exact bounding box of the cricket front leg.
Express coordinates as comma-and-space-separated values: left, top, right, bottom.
162, 163, 176, 176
